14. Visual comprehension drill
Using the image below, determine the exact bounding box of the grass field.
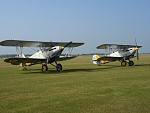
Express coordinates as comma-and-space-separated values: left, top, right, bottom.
0, 54, 150, 113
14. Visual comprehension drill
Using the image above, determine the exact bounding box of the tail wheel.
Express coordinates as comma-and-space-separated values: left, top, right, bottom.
56, 64, 62, 71
121, 61, 127, 66
97, 61, 101, 66
42, 65, 48, 72
23, 67, 27, 70
129, 61, 134, 66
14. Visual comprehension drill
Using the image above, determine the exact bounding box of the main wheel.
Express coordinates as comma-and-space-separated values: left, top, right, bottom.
121, 61, 127, 66
129, 61, 134, 66
56, 64, 62, 71
42, 64, 48, 72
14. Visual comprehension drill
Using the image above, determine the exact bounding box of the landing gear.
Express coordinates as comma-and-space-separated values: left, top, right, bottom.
41, 61, 63, 72
128, 60, 134, 66
56, 63, 62, 71
23, 67, 27, 70
21, 67, 27, 70
121, 60, 134, 66
121, 61, 127, 66
42, 64, 48, 72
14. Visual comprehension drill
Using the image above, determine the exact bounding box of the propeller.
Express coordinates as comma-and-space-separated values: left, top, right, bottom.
64, 41, 72, 47
135, 39, 139, 60
61, 41, 72, 51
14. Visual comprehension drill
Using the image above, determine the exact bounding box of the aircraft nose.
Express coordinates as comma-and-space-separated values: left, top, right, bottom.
134, 47, 139, 51
61, 46, 64, 51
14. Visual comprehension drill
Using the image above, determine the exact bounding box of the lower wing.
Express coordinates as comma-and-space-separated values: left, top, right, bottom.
4, 58, 46, 65
98, 55, 136, 61
4, 56, 77, 65
58, 55, 77, 61
98, 56, 123, 62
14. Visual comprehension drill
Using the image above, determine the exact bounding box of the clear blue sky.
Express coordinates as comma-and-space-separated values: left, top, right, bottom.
0, 0, 150, 54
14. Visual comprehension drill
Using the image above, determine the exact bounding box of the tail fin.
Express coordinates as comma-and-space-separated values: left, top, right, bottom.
92, 55, 100, 65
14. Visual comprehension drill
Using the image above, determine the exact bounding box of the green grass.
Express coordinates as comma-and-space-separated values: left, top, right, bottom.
0, 54, 150, 113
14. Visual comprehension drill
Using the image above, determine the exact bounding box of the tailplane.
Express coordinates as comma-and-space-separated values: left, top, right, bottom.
92, 55, 100, 65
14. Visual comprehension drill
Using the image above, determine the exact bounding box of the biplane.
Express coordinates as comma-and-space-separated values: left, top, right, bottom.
92, 43, 142, 66
0, 40, 84, 72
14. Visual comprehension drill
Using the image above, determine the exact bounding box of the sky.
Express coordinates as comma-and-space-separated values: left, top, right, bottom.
0, 0, 150, 54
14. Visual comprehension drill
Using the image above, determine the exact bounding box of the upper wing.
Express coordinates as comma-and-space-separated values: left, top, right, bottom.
97, 44, 142, 49
4, 58, 46, 65
58, 56, 77, 61
0, 40, 84, 47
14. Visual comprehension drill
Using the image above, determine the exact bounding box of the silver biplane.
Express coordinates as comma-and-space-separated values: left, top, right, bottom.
0, 40, 84, 72
92, 42, 142, 66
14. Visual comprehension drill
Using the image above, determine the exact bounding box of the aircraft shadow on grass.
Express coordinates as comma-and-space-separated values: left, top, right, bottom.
134, 64, 150, 66
20, 63, 150, 74
21, 68, 100, 74
20, 63, 149, 74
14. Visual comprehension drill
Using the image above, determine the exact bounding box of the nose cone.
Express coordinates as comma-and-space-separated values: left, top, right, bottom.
61, 46, 64, 51
134, 47, 139, 51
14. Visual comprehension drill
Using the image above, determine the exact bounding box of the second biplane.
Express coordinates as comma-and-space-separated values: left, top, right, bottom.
92, 42, 142, 66
0, 40, 84, 72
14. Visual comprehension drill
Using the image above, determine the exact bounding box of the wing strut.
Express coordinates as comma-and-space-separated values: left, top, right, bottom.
16, 46, 23, 57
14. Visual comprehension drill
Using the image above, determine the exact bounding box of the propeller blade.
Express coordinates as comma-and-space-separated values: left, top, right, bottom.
60, 41, 72, 51
64, 41, 72, 47
135, 38, 137, 46
135, 38, 139, 60
137, 50, 139, 60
